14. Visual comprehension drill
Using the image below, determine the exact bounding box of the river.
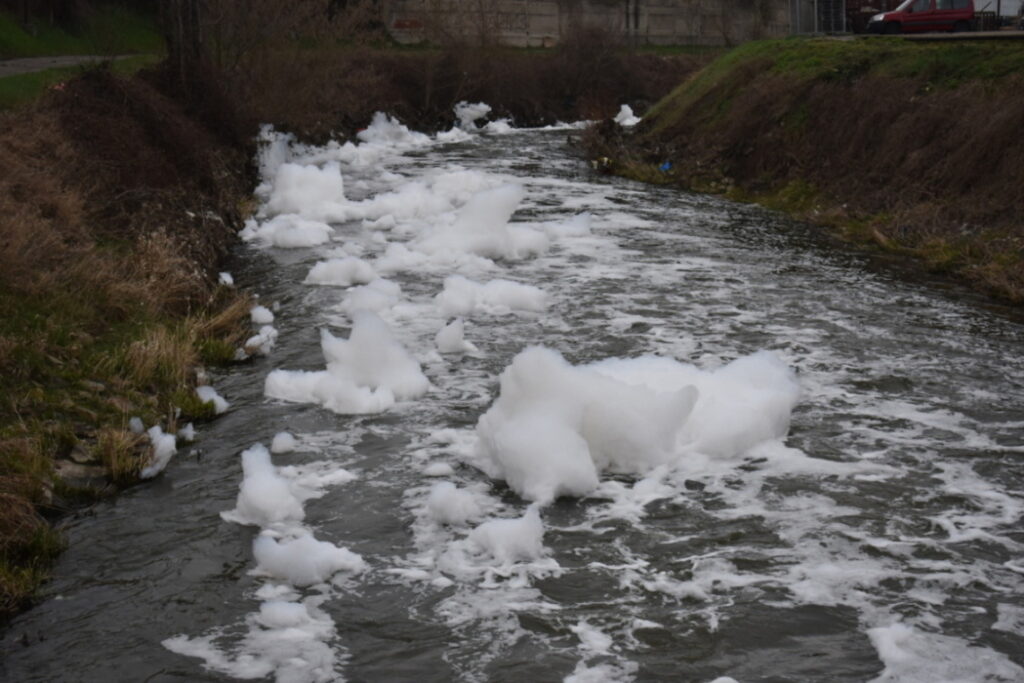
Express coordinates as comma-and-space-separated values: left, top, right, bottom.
2, 118, 1023, 683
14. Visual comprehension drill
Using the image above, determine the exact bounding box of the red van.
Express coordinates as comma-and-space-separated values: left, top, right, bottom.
867, 0, 975, 33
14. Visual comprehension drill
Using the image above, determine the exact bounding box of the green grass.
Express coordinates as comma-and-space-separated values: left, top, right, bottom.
644, 36, 1024, 135
0, 5, 163, 59
0, 54, 158, 109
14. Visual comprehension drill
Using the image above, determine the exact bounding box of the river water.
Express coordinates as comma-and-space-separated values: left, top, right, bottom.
3, 121, 1023, 683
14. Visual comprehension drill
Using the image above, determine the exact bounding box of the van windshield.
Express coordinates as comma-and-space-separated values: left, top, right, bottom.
893, 0, 916, 9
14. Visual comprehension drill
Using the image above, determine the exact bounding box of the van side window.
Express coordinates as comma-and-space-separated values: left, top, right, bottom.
913, 0, 930, 10
937, 0, 952, 8
951, 0, 969, 7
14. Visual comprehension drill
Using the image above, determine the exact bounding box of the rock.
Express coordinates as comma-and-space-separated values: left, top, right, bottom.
53, 460, 108, 489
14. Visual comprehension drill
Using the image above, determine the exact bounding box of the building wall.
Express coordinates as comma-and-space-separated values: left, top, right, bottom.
382, 0, 793, 47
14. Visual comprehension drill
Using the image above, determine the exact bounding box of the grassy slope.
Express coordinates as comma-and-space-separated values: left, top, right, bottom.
0, 64, 250, 620
616, 37, 1024, 302
0, 54, 158, 108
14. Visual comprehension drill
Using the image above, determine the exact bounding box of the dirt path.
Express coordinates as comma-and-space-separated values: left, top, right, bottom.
0, 55, 128, 78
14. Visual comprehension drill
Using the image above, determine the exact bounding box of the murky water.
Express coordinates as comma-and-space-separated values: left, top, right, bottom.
3, 125, 1023, 683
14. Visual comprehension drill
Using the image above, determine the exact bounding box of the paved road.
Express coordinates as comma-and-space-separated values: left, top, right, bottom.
0, 55, 127, 78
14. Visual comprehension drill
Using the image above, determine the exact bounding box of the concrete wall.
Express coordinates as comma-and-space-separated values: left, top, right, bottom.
382, 0, 793, 47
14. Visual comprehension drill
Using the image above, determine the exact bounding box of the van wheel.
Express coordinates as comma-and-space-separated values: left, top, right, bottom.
953, 20, 969, 32
885, 22, 902, 34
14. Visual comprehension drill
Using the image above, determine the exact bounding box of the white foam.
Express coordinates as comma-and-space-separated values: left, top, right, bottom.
265, 311, 428, 415
250, 305, 275, 324
244, 325, 278, 356
240, 214, 335, 249
221, 444, 305, 527
435, 318, 479, 354
614, 104, 641, 127
468, 506, 546, 565
196, 385, 230, 414
435, 275, 547, 317
270, 432, 296, 454
140, 425, 177, 479
253, 531, 365, 587
337, 278, 402, 315
164, 599, 340, 683
454, 101, 492, 130
868, 622, 1024, 682
427, 482, 483, 526
264, 161, 350, 222
304, 257, 376, 287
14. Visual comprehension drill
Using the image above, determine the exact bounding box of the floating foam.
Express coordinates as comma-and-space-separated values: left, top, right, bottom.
435, 275, 547, 317
305, 257, 377, 287
468, 505, 545, 564
240, 215, 335, 249
253, 531, 365, 587
264, 161, 351, 223
265, 311, 428, 415
270, 432, 296, 454
475, 346, 799, 504
614, 104, 641, 127
177, 422, 196, 442
868, 622, 1024, 682
196, 385, 230, 414
163, 599, 339, 683
220, 444, 304, 527
250, 305, 275, 324
416, 185, 549, 261
140, 426, 177, 479
337, 278, 402, 315
427, 482, 483, 526
454, 101, 492, 130
218, 272, 234, 286
244, 325, 278, 356
435, 318, 479, 354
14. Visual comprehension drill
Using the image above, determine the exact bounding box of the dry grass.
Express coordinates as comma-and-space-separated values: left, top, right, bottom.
94, 428, 144, 485
0, 64, 253, 621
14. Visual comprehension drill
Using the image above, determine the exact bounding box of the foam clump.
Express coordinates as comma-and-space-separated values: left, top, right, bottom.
304, 257, 376, 287
264, 161, 350, 222
475, 346, 800, 504
178, 422, 196, 442
270, 431, 296, 454
614, 104, 641, 127
357, 112, 431, 149
221, 444, 304, 527
196, 385, 230, 414
240, 214, 335, 249
417, 185, 549, 261
468, 505, 546, 564
128, 416, 145, 434
140, 425, 177, 479
454, 101, 492, 130
253, 532, 365, 587
265, 311, 428, 415
435, 318, 479, 354
163, 599, 339, 683
427, 482, 483, 526
338, 278, 402, 315
218, 272, 234, 286
435, 275, 547, 317
244, 325, 278, 356
250, 305, 275, 324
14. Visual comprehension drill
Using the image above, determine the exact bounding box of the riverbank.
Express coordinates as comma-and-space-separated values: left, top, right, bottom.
584, 37, 1024, 303
0, 64, 253, 619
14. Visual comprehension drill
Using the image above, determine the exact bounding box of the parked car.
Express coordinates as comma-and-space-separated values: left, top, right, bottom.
867, 0, 975, 33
